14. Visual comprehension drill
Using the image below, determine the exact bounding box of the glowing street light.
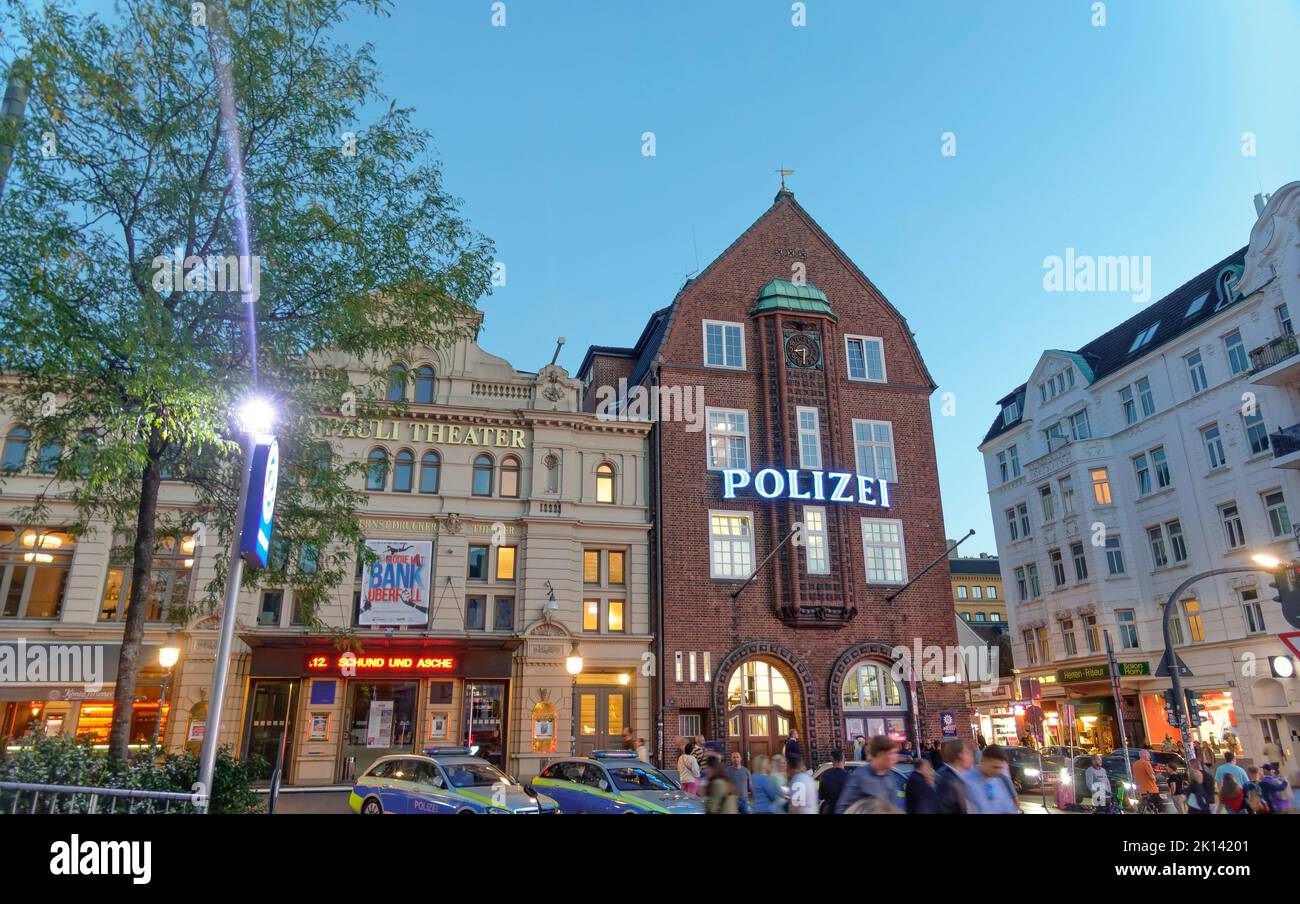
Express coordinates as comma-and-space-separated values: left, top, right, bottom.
566, 641, 583, 757
1251, 553, 1282, 569
237, 396, 276, 438
152, 631, 181, 751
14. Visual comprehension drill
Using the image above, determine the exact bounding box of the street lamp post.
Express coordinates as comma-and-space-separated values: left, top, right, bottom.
152, 633, 181, 751
195, 399, 275, 812
565, 641, 583, 757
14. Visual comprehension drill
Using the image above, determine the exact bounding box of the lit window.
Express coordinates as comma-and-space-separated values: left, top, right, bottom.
803, 506, 829, 575
1090, 468, 1112, 505
709, 512, 754, 579
706, 408, 750, 470
495, 545, 517, 581
583, 600, 600, 632
595, 462, 615, 503
607, 600, 625, 633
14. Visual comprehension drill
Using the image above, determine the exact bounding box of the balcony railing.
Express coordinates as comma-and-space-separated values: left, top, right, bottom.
1249, 334, 1299, 374
1270, 423, 1300, 459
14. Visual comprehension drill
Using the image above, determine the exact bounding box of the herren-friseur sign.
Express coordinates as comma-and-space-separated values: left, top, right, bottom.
1057, 661, 1150, 683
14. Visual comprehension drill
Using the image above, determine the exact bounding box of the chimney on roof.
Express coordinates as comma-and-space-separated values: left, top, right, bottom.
1254, 192, 1271, 217
946, 538, 957, 558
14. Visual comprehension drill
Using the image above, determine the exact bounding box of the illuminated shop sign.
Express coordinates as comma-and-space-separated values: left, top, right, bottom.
304, 653, 457, 676
721, 468, 890, 507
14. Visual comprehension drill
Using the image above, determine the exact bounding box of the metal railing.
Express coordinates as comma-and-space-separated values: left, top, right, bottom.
0, 782, 199, 814
1249, 334, 1299, 374
1270, 423, 1300, 458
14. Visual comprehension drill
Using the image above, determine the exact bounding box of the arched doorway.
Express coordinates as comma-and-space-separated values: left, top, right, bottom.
840, 660, 911, 749
724, 657, 801, 763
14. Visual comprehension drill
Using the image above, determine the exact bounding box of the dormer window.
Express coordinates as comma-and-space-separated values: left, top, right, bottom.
1128, 321, 1160, 354
1002, 400, 1020, 425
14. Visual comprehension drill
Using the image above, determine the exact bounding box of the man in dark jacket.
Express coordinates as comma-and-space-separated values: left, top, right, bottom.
904, 758, 939, 814
934, 738, 974, 814
818, 748, 849, 814
783, 729, 803, 763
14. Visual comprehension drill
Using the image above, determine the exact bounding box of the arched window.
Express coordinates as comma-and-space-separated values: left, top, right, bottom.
2, 426, 30, 472
366, 448, 389, 490
35, 440, 63, 475
472, 453, 494, 496
499, 455, 521, 498
386, 363, 407, 402
392, 449, 414, 492
726, 660, 793, 709
841, 662, 905, 711
414, 366, 435, 404
419, 450, 441, 494
595, 462, 615, 504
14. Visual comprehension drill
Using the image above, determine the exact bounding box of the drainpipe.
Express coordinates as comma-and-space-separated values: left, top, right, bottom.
653, 365, 665, 768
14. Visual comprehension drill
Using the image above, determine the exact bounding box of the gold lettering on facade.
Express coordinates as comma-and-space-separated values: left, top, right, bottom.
312, 417, 530, 449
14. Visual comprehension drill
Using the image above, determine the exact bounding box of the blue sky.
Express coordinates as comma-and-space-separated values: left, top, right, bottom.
86, 0, 1300, 552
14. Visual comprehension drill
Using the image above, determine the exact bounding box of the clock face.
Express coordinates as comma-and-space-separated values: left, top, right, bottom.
784, 332, 821, 369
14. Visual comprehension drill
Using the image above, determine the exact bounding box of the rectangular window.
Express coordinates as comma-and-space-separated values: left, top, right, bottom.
583, 599, 600, 632
1022, 629, 1038, 666
1220, 503, 1246, 549
258, 590, 283, 627
1069, 409, 1091, 441
703, 320, 745, 369
1090, 468, 1112, 505
1059, 475, 1075, 514
1264, 490, 1292, 539
467, 545, 488, 581
845, 335, 886, 382
972, 585, 983, 599
1241, 588, 1267, 634
853, 420, 896, 482
1278, 303, 1293, 336
1147, 526, 1168, 569
689, 653, 697, 683
1005, 507, 1019, 542
709, 511, 755, 579
1070, 541, 1088, 581
1015, 567, 1028, 602
997, 450, 1009, 483
987, 585, 997, 599
706, 408, 750, 471
583, 550, 600, 584
1243, 406, 1270, 455
495, 545, 517, 581
1224, 329, 1250, 376
1061, 619, 1077, 656
1133, 453, 1151, 496
465, 595, 487, 631
803, 506, 829, 575
1017, 502, 1031, 539
1039, 485, 1055, 521
1203, 424, 1226, 469
1151, 446, 1171, 489
1105, 536, 1126, 575
1187, 351, 1209, 393
861, 518, 906, 585
1137, 377, 1155, 417
1050, 549, 1066, 587
1154, 522, 1181, 566
1036, 626, 1049, 662
675, 652, 684, 683
608, 550, 625, 585
1083, 614, 1100, 653
493, 597, 515, 631
957, 585, 969, 599
607, 600, 625, 633
1027, 563, 1041, 598
1009, 444, 1021, 478
796, 407, 822, 469
1183, 599, 1205, 643
95, 534, 187, 623
1117, 609, 1139, 650
1119, 385, 1137, 425
1044, 421, 1068, 452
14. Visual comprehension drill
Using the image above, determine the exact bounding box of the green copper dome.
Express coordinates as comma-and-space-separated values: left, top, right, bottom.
750, 278, 835, 318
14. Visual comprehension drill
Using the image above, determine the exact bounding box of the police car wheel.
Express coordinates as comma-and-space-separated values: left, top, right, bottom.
457, 808, 477, 814
361, 797, 383, 815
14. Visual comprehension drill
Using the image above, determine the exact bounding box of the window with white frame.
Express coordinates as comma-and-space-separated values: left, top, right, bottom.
853, 420, 896, 482
1166, 519, 1188, 563
1202, 423, 1226, 470
1263, 490, 1291, 539
1278, 303, 1293, 336
860, 518, 906, 585
972, 585, 983, 599
802, 506, 829, 575
1082, 614, 1100, 653
1105, 536, 1125, 575
1147, 525, 1169, 569
1090, 468, 1112, 506
1149, 446, 1171, 489
1136, 377, 1155, 418
1243, 405, 1270, 456
1119, 385, 1138, 425
1050, 548, 1065, 587
1061, 618, 1077, 656
1014, 567, 1027, 601
956, 584, 968, 599
796, 407, 822, 469
1027, 563, 1041, 597
1240, 588, 1267, 634
845, 335, 885, 382
1070, 541, 1088, 581
1043, 421, 1068, 452
1220, 502, 1246, 549
1039, 485, 1055, 521
1186, 350, 1209, 394
1116, 609, 1139, 649
1069, 409, 1091, 441
703, 320, 745, 369
708, 511, 754, 579
1022, 629, 1037, 665
706, 408, 750, 470
1133, 452, 1152, 496
1224, 329, 1250, 376
1059, 474, 1075, 514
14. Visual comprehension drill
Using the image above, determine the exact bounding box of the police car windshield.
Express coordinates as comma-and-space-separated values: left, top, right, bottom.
607, 764, 678, 792
443, 762, 511, 788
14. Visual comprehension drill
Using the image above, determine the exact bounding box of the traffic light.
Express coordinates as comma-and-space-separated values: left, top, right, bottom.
1272, 565, 1300, 630
1184, 690, 1208, 728
1161, 689, 1179, 724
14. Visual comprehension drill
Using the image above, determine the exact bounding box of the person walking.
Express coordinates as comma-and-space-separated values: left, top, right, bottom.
725, 751, 753, 814
787, 753, 819, 814
1218, 773, 1247, 814
783, 729, 803, 763
961, 745, 1020, 814
1259, 763, 1291, 813
904, 757, 939, 814
704, 754, 739, 814
836, 735, 904, 813
677, 741, 702, 795
1214, 751, 1248, 813
1183, 766, 1212, 814
750, 755, 781, 814
771, 754, 791, 811
818, 748, 849, 815
1085, 755, 1113, 813
934, 739, 973, 814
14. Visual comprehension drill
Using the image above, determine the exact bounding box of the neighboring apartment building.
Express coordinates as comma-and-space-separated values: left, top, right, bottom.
0, 314, 653, 783
949, 554, 1007, 629
581, 188, 962, 767
979, 183, 1300, 761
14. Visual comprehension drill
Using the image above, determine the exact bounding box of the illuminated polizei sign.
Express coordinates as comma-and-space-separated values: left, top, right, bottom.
305, 652, 457, 675
721, 467, 891, 507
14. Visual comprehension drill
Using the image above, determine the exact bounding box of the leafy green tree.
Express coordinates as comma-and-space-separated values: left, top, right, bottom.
0, 0, 493, 761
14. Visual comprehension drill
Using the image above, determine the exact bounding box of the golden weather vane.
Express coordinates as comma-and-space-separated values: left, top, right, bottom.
775, 165, 795, 191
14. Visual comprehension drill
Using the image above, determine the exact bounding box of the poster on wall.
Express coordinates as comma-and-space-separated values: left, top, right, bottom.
359, 539, 433, 626
940, 711, 958, 738
366, 700, 394, 748
845, 718, 865, 740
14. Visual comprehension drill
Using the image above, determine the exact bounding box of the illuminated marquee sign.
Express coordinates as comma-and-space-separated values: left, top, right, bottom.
305, 653, 457, 676
721, 468, 890, 507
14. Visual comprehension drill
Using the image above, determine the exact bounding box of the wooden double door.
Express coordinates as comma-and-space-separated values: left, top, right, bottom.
576, 686, 630, 757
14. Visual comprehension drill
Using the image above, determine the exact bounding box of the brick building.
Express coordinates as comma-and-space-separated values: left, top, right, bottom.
580, 189, 962, 767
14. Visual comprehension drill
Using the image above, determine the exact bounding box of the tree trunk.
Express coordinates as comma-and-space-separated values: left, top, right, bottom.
107, 426, 164, 762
